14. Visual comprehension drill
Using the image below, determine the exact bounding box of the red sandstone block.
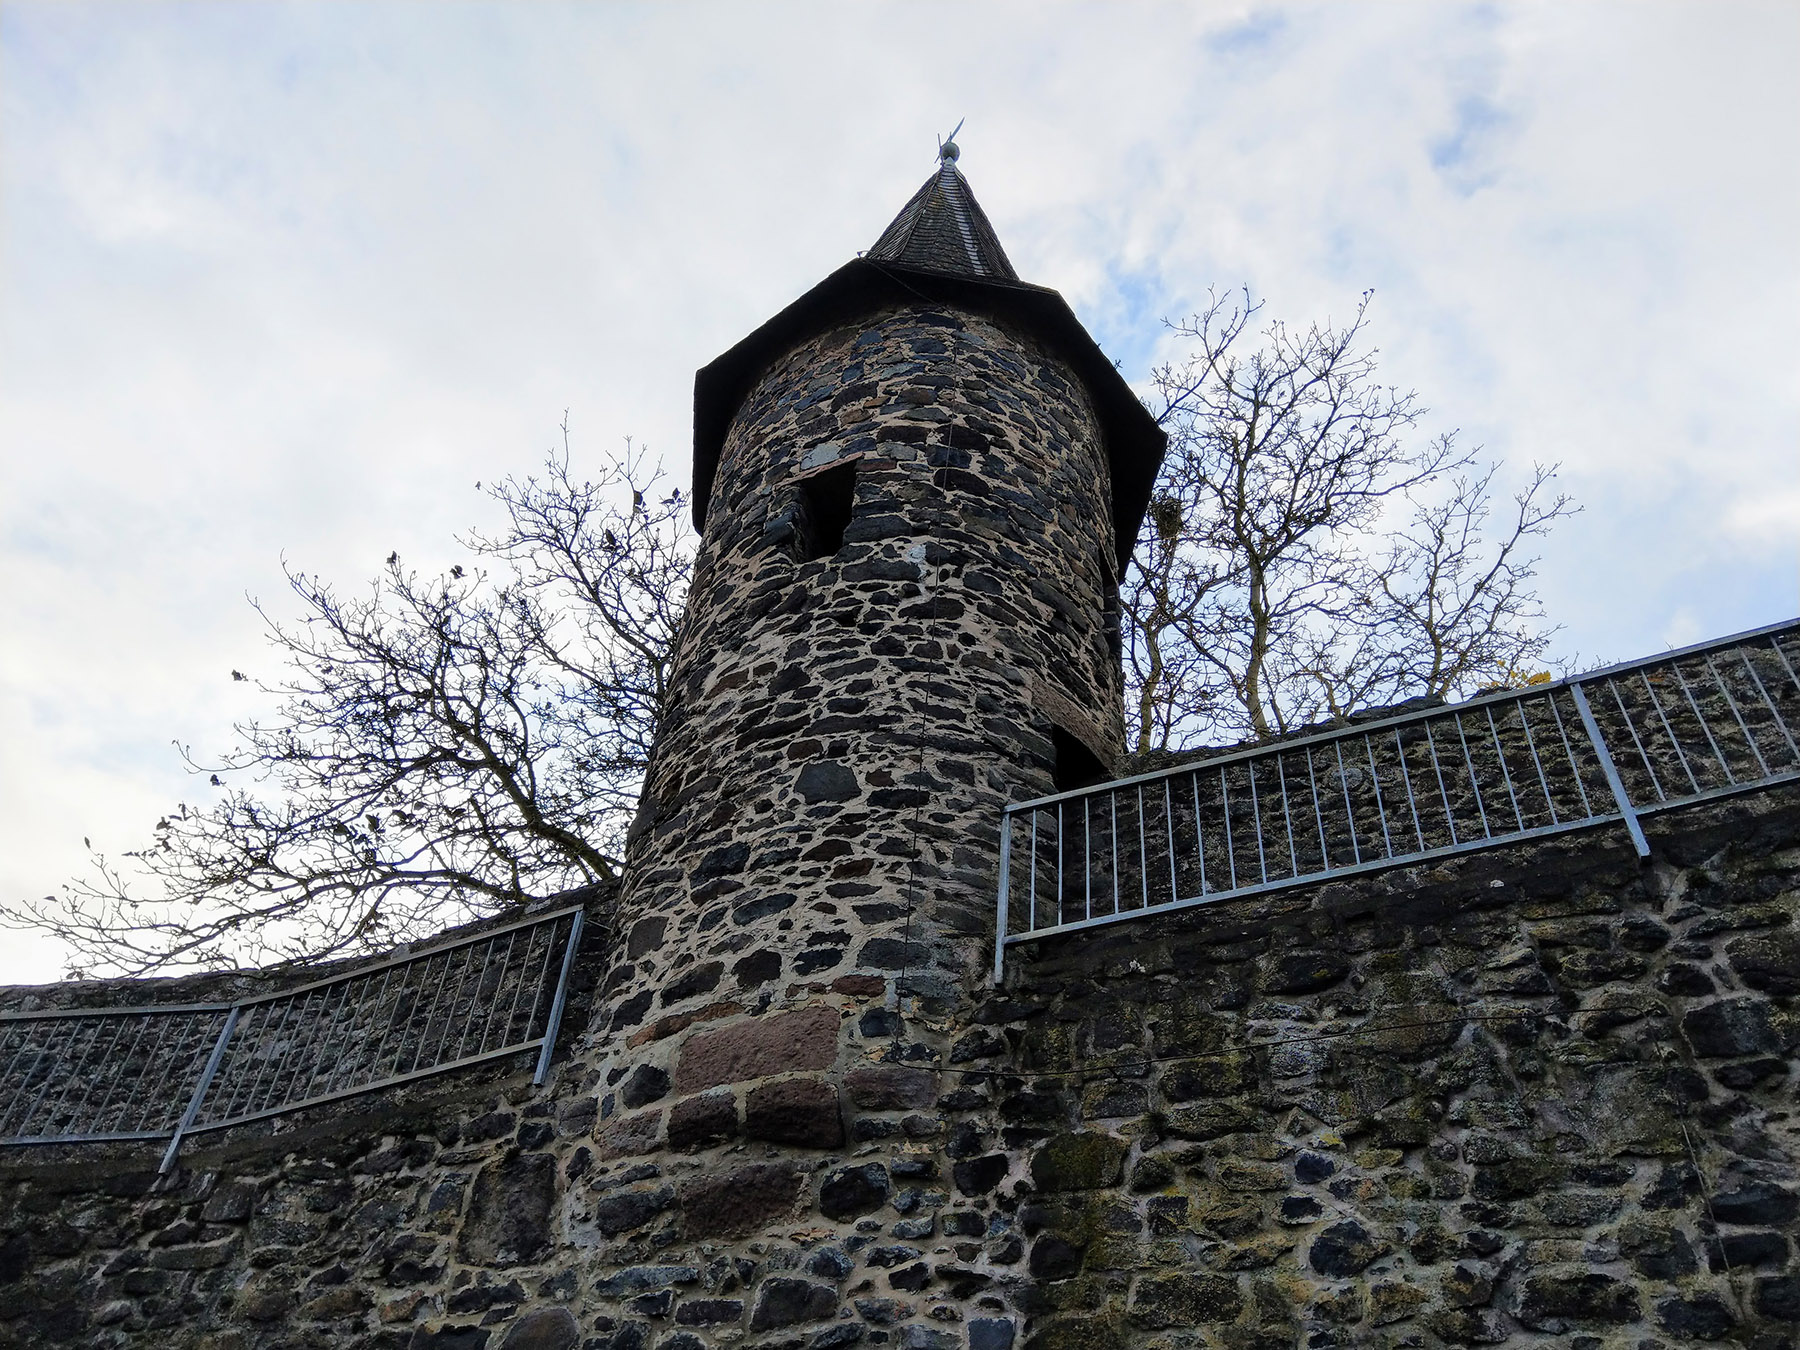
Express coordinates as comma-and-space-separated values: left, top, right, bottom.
674, 1004, 840, 1094
832, 974, 887, 997
744, 1077, 843, 1147
678, 1161, 806, 1239
845, 1065, 938, 1111
628, 999, 745, 1048
668, 1091, 739, 1150
596, 1109, 662, 1159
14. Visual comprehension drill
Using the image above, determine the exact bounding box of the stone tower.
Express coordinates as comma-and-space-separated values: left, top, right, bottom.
591, 143, 1164, 1087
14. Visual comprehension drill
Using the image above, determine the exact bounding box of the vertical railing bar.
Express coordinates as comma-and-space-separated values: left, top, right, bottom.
313, 971, 366, 1100
157, 1015, 208, 1132
1770, 634, 1800, 698
205, 1000, 262, 1124
234, 1000, 293, 1123
288, 986, 336, 1114
1276, 752, 1298, 878
1111, 790, 1120, 915
427, 943, 481, 1072
1192, 771, 1208, 895
113, 1013, 176, 1133
478, 931, 522, 1058
0, 1027, 37, 1133
0, 1029, 27, 1134
1640, 668, 1700, 795
1247, 759, 1268, 884
463, 931, 511, 1060
254, 991, 314, 1119
1364, 734, 1393, 858
104, 1015, 166, 1133
307, 976, 359, 1102
511, 924, 556, 1050
296, 981, 342, 1103
1547, 690, 1596, 817
1307, 745, 1330, 871
1165, 777, 1178, 904
1083, 796, 1092, 923
84, 1014, 151, 1133
529, 921, 565, 1044
1220, 767, 1238, 889
1738, 648, 1800, 765
1136, 784, 1149, 911
1334, 741, 1361, 865
1056, 801, 1064, 928
1395, 728, 1427, 851
1706, 653, 1769, 777
49, 1014, 128, 1135
1454, 714, 1492, 839
455, 934, 504, 1062
2, 1024, 46, 1135
12, 1019, 80, 1138
1027, 810, 1038, 934
1570, 682, 1651, 858
1486, 705, 1526, 831
388, 956, 435, 1080
407, 948, 462, 1075
1000, 813, 1015, 986
381, 956, 429, 1083
1516, 695, 1562, 825
331, 962, 396, 1096
38, 1016, 106, 1134
159, 1007, 239, 1176
1423, 721, 1459, 846
1607, 676, 1666, 802
534, 910, 586, 1084
1672, 661, 1733, 785
441, 940, 487, 1066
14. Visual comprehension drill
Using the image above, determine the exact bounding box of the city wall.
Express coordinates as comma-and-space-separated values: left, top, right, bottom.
2, 788, 1795, 1350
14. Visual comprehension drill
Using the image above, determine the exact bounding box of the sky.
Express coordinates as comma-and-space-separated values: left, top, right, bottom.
2, 1, 1796, 984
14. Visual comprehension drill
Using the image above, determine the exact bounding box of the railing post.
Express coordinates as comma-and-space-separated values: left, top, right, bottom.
533, 909, 586, 1087
1570, 682, 1651, 859
159, 1005, 239, 1176
992, 809, 1013, 986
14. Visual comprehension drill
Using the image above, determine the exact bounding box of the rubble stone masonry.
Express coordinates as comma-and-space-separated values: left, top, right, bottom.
2, 290, 1795, 1348
1, 792, 1796, 1348
599, 300, 1123, 1055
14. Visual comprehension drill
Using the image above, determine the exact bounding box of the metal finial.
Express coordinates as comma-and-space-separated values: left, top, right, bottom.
937, 119, 965, 163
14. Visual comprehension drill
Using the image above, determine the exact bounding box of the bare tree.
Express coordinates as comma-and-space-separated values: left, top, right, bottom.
1126, 289, 1575, 752
7, 423, 692, 976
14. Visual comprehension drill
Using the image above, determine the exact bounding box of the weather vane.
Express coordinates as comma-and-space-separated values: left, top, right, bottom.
937, 118, 965, 162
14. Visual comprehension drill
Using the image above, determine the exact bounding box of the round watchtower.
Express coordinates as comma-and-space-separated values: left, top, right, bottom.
593, 146, 1164, 1075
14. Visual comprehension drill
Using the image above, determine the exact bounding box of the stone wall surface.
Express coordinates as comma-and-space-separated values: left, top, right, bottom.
600, 299, 1121, 1076
2, 790, 1795, 1350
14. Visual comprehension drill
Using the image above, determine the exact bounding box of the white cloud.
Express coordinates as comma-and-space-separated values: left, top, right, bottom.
2, 0, 1796, 982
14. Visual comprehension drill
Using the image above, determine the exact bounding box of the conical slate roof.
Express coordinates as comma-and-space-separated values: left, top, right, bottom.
691, 143, 1167, 570
865, 147, 1019, 281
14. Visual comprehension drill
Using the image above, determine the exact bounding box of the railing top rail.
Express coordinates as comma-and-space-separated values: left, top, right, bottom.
0, 901, 585, 1022
1004, 615, 1800, 815
1, 1001, 233, 1023
231, 901, 584, 1009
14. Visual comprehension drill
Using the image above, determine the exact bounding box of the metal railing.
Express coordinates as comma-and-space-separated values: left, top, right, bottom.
994, 618, 1800, 980
1, 904, 584, 1170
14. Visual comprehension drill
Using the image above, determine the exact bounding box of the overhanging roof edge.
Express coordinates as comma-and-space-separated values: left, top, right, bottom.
691, 259, 1166, 573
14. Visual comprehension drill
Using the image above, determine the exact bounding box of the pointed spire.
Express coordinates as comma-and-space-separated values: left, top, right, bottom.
866, 135, 1019, 282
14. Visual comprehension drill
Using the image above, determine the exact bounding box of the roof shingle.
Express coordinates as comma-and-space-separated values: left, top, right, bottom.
865, 147, 1018, 281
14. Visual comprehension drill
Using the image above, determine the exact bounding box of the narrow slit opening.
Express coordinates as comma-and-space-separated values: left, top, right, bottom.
797, 461, 857, 562
1052, 725, 1108, 794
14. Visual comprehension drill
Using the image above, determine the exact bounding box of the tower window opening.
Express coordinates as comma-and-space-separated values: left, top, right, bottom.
796, 461, 857, 562
1051, 725, 1108, 794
